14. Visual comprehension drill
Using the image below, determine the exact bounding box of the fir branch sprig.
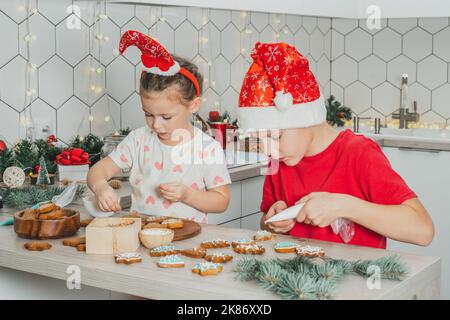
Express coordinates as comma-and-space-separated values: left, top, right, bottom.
234, 254, 409, 300
0, 184, 86, 209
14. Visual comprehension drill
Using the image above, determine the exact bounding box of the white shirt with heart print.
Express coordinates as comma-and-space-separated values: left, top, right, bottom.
108, 126, 231, 223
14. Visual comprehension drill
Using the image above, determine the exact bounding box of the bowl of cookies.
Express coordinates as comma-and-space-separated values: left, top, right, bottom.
139, 228, 174, 249
14, 202, 80, 239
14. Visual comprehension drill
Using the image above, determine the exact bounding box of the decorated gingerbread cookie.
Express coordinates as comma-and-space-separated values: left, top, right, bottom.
233, 244, 265, 255
296, 245, 325, 258
200, 239, 230, 249
161, 218, 184, 229
192, 262, 223, 276
181, 247, 207, 259
231, 239, 256, 248
274, 241, 299, 253
204, 252, 233, 263
149, 245, 180, 257
253, 230, 276, 242
157, 255, 185, 268
115, 252, 142, 264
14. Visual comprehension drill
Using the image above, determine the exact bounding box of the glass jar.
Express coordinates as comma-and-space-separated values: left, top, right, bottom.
101, 134, 130, 178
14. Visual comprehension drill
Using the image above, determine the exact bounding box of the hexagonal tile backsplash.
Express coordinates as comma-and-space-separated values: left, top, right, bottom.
0, 0, 449, 146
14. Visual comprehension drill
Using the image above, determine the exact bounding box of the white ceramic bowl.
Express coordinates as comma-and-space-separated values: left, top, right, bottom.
139, 228, 174, 249
82, 195, 115, 218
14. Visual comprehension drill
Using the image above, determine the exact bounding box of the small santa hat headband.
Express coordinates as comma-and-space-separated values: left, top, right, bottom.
119, 30, 200, 97
238, 42, 326, 131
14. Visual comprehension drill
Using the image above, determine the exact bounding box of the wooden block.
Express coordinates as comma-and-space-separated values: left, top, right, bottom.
85, 217, 141, 255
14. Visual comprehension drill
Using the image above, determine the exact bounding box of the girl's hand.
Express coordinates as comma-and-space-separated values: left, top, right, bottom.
296, 192, 352, 227
93, 181, 122, 212
159, 182, 189, 203
261, 200, 295, 234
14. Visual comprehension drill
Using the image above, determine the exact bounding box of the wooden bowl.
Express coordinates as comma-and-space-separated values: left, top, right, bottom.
139, 228, 174, 249
14, 208, 80, 239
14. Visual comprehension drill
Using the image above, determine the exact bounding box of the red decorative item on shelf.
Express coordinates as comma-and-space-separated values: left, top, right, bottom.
208, 111, 220, 122
35, 164, 40, 174
47, 134, 57, 146
55, 148, 90, 166
0, 140, 6, 153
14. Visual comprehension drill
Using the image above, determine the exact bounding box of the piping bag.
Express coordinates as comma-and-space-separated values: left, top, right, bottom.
265, 203, 355, 243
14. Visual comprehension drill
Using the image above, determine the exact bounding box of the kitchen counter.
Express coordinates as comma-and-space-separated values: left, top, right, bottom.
0, 204, 441, 300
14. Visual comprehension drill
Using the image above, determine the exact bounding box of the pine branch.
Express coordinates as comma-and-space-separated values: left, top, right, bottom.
353, 255, 409, 280
233, 257, 261, 281
1, 184, 86, 209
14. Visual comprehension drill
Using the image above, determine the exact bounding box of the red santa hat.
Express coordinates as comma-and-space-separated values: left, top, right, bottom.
238, 42, 326, 131
119, 30, 200, 97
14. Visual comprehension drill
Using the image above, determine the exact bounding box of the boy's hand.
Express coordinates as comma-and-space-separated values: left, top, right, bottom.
159, 182, 189, 203
261, 200, 295, 234
296, 192, 351, 227
93, 181, 122, 212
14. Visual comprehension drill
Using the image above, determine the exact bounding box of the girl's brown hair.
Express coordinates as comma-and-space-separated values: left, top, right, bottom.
139, 56, 203, 105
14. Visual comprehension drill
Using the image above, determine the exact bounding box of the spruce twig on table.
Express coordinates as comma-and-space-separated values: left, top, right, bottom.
234, 254, 409, 300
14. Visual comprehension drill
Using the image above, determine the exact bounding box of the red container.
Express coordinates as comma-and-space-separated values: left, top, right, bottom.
209, 123, 236, 149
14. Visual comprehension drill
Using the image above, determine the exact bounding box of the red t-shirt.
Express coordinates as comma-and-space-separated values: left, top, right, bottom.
260, 129, 417, 249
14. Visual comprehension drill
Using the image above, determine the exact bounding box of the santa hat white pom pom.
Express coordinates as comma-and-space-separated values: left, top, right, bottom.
273, 91, 293, 112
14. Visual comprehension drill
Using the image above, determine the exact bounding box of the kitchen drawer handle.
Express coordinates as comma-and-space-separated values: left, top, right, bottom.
397, 147, 441, 153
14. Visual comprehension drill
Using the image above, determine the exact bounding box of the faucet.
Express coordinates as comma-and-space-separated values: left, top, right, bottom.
392, 74, 420, 129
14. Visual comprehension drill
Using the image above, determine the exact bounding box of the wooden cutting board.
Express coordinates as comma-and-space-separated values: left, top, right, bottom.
172, 219, 202, 241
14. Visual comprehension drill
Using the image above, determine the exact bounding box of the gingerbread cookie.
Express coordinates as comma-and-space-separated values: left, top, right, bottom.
192, 262, 223, 276
157, 255, 185, 268
233, 244, 265, 255
296, 245, 325, 258
253, 230, 276, 242
115, 252, 142, 264
180, 247, 207, 259
24, 241, 52, 251
149, 245, 180, 257
62, 237, 86, 247
35, 202, 58, 214
76, 244, 86, 252
22, 208, 37, 220
144, 216, 167, 224
274, 241, 298, 253
161, 218, 184, 229
38, 209, 65, 220
200, 239, 230, 249
231, 239, 256, 248
204, 252, 233, 263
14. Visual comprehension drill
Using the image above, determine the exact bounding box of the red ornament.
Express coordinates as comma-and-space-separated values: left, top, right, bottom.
47, 134, 57, 145
55, 148, 91, 166
0, 140, 6, 153
209, 111, 220, 122
35, 165, 40, 174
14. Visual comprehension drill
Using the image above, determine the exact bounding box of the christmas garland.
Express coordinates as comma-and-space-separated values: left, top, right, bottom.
326, 95, 352, 127
234, 254, 408, 300
0, 184, 86, 209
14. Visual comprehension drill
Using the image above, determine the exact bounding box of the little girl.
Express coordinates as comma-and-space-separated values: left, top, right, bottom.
87, 31, 231, 223
238, 42, 434, 249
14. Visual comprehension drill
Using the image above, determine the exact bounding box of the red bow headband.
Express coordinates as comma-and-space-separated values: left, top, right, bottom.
119, 30, 200, 97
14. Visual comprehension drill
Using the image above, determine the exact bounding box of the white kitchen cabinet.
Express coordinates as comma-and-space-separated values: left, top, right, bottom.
109, 0, 450, 18
383, 147, 450, 299
241, 176, 265, 217
207, 182, 241, 225
241, 212, 263, 231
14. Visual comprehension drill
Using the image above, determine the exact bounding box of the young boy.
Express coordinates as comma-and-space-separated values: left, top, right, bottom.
237, 42, 434, 249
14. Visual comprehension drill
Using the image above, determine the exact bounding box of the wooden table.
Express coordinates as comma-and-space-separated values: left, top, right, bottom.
0, 204, 441, 299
